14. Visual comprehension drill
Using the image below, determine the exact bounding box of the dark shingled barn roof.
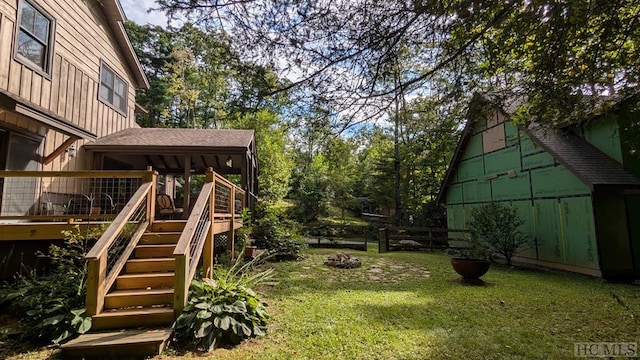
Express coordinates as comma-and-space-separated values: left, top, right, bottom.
525, 124, 640, 189
84, 128, 255, 150
437, 94, 640, 203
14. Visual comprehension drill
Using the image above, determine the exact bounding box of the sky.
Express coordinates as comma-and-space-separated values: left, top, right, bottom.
120, 0, 169, 27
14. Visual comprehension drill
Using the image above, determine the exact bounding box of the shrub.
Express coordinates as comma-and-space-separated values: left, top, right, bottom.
0, 226, 100, 344
467, 202, 531, 265
174, 255, 273, 352
252, 203, 305, 261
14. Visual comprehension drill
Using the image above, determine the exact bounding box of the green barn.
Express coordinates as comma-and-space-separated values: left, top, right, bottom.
438, 94, 640, 279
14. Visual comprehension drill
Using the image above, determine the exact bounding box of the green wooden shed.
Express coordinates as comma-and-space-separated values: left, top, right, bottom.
438, 94, 640, 279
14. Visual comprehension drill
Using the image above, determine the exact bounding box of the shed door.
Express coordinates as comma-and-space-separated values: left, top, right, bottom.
626, 195, 640, 270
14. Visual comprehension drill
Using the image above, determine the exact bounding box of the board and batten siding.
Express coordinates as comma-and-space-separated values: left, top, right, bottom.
0, 0, 139, 171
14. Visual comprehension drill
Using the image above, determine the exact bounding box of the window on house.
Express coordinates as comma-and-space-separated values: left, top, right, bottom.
16, 0, 54, 73
99, 63, 128, 115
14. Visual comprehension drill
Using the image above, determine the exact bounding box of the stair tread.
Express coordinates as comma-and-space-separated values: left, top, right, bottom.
60, 328, 172, 357
106, 288, 174, 297
60, 328, 172, 348
144, 231, 182, 235
127, 258, 174, 263
117, 272, 174, 279
94, 307, 173, 318
136, 244, 175, 248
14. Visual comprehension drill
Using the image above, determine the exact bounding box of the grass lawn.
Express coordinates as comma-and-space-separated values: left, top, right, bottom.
2, 248, 639, 359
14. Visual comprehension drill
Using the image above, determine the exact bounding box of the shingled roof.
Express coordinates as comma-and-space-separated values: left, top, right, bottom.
526, 124, 640, 189
84, 128, 255, 150
437, 95, 640, 203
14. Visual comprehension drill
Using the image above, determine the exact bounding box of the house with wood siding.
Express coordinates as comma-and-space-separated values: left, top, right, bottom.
439, 94, 640, 279
0, 0, 147, 172
0, 1, 259, 355
0, 0, 258, 211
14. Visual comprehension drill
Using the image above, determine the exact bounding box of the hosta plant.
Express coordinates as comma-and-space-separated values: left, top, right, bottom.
0, 225, 97, 344
174, 255, 273, 352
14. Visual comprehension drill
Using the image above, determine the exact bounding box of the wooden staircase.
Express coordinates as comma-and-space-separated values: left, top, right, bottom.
63, 169, 244, 358
61, 221, 186, 358
92, 221, 184, 330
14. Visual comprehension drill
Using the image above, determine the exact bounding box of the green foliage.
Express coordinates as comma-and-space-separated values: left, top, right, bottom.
0, 226, 100, 344
234, 208, 253, 253
174, 256, 273, 352
127, 21, 288, 130
292, 153, 331, 222
309, 224, 345, 238
252, 203, 306, 261
155, 0, 640, 131
466, 202, 531, 265
231, 110, 295, 202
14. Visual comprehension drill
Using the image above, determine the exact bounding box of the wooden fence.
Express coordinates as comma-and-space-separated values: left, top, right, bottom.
378, 226, 471, 253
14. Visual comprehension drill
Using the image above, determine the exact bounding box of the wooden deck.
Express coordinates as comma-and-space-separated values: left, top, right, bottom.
0, 168, 247, 358
0, 222, 108, 241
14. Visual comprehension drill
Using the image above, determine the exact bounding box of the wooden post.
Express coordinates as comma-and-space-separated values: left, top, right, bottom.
85, 256, 106, 316
183, 156, 191, 219
144, 166, 157, 224
203, 168, 215, 278
364, 226, 368, 250
378, 228, 388, 253
173, 251, 189, 317
227, 185, 236, 259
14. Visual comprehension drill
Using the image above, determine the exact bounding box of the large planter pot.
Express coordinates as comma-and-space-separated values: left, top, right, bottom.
244, 246, 258, 258
451, 258, 491, 279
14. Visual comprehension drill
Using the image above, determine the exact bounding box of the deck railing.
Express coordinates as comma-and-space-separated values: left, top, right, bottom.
173, 168, 245, 315
85, 168, 157, 316
0, 170, 149, 221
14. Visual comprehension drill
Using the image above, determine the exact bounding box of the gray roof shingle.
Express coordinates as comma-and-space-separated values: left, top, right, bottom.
85, 128, 255, 149
526, 124, 640, 189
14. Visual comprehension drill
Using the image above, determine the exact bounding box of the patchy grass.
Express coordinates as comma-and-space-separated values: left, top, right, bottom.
3, 249, 639, 359
166, 249, 639, 359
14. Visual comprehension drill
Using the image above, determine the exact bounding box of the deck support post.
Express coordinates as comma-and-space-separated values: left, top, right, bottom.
144, 166, 157, 224
86, 255, 106, 316
203, 168, 215, 277
183, 156, 191, 219
227, 186, 236, 259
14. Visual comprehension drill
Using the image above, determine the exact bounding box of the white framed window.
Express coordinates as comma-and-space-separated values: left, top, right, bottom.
15, 0, 55, 75
99, 62, 128, 115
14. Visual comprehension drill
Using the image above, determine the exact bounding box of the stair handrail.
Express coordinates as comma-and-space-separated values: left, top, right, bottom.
173, 182, 214, 315
85, 167, 157, 316
173, 168, 243, 315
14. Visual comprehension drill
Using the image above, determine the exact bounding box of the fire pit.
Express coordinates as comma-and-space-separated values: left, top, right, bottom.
324, 252, 362, 269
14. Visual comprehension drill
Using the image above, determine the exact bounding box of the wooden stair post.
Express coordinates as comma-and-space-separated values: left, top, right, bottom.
227, 185, 236, 258
202, 168, 215, 278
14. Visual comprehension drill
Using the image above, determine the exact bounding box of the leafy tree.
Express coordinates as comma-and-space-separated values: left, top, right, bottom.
353, 96, 462, 225
231, 110, 295, 202
125, 22, 176, 127
324, 136, 357, 221
293, 153, 331, 221
155, 0, 640, 130
127, 21, 295, 200
358, 127, 395, 212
